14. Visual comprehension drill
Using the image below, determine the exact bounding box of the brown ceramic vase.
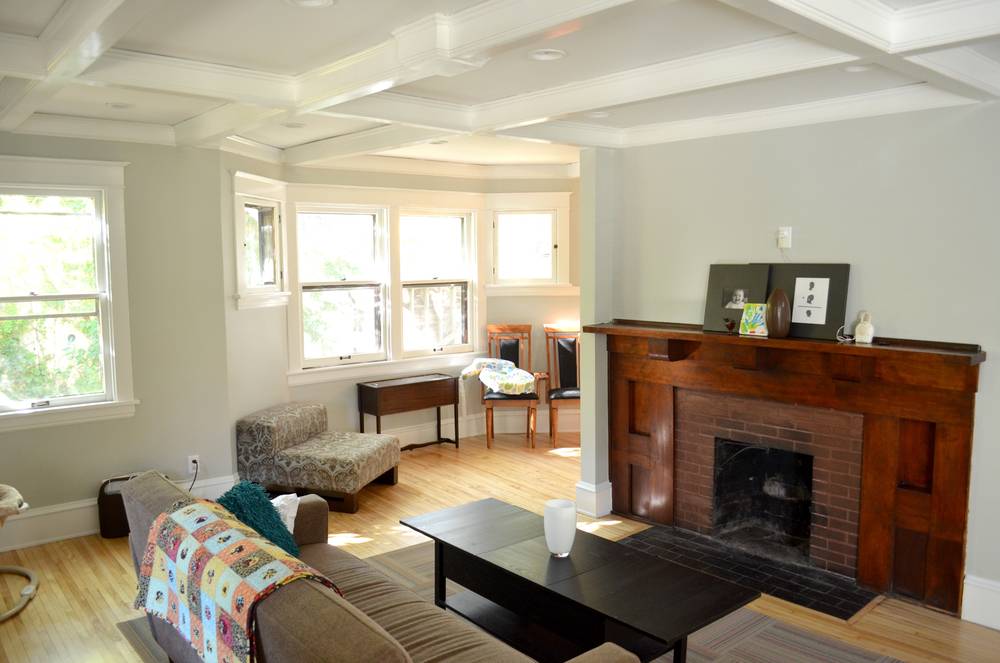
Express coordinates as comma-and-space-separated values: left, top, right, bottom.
765, 288, 791, 338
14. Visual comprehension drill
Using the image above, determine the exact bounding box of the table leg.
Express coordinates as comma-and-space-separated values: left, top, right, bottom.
434, 540, 446, 608
436, 406, 442, 441
359, 408, 365, 433
376, 416, 382, 434
673, 637, 687, 663
454, 401, 459, 448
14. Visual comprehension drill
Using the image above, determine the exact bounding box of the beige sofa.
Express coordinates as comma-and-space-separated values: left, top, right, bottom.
121, 472, 638, 663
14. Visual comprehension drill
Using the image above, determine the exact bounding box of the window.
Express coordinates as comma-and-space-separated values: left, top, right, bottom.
296, 208, 386, 366
494, 211, 556, 283
0, 156, 134, 431
398, 214, 471, 355
233, 172, 289, 309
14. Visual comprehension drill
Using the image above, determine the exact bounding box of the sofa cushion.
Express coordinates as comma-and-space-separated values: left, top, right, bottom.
299, 544, 532, 663
273, 431, 400, 495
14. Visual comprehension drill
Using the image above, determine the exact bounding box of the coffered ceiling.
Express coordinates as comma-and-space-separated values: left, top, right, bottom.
2, 0, 999, 170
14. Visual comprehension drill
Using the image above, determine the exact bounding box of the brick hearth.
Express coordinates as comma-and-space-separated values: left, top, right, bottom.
674, 389, 863, 577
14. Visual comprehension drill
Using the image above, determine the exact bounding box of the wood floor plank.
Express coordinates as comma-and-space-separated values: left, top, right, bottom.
0, 432, 997, 662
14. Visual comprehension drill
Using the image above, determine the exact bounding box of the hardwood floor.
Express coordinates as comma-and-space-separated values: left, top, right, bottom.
1, 432, 998, 662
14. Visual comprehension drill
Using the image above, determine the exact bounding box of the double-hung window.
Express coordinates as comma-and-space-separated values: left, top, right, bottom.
0, 156, 134, 430
493, 211, 557, 284
296, 207, 387, 367
398, 213, 472, 356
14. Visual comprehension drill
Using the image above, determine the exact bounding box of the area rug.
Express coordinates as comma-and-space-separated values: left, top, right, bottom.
119, 541, 901, 663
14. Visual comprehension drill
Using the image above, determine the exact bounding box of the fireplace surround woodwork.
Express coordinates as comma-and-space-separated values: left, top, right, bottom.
584, 319, 985, 614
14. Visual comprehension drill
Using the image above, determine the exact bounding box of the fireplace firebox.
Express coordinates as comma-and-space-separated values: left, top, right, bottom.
713, 438, 813, 564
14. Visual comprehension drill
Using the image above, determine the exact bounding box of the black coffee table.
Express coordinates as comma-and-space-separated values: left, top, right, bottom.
401, 499, 759, 663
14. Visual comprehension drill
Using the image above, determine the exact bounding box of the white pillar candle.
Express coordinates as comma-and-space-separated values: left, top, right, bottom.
544, 499, 577, 557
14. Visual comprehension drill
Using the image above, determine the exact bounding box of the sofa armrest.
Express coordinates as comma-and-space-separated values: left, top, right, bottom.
565, 643, 640, 663
293, 494, 329, 546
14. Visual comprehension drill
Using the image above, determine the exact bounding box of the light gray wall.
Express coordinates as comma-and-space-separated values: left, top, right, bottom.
0, 133, 233, 507
613, 102, 1000, 583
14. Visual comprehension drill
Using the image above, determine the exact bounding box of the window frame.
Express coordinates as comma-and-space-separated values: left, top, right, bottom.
396, 209, 475, 358
293, 203, 389, 369
233, 172, 289, 309
0, 156, 135, 432
487, 191, 572, 291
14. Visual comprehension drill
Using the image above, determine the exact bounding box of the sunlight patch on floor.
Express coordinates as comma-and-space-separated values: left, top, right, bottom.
328, 532, 373, 546
547, 447, 580, 458
578, 519, 622, 533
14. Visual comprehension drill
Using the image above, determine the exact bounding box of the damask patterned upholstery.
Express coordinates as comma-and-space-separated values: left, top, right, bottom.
236, 401, 400, 497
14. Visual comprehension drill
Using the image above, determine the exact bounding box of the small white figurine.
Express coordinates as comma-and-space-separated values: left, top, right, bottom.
855, 311, 875, 344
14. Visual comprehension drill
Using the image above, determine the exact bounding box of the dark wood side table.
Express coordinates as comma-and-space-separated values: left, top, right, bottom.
357, 373, 459, 451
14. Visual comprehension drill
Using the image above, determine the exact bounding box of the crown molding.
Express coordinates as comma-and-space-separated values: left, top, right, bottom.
220, 136, 284, 164
283, 124, 454, 165
307, 154, 579, 180
908, 46, 1000, 97
500, 121, 625, 148
892, 0, 1000, 52
768, 0, 893, 51
15, 113, 176, 145
0, 32, 46, 79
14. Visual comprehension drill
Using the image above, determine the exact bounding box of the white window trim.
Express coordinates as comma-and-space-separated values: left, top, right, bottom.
0, 155, 136, 432
292, 203, 390, 369
397, 208, 475, 359
286, 184, 487, 384
233, 172, 289, 309
487, 192, 572, 290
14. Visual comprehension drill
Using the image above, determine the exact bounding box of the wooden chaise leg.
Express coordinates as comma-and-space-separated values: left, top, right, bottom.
550, 405, 559, 448
486, 406, 494, 448
529, 406, 537, 448
375, 465, 399, 485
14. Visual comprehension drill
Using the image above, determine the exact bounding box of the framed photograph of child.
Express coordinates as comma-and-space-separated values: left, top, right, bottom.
703, 264, 770, 334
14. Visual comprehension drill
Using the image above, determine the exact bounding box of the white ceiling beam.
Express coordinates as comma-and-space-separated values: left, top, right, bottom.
283, 125, 458, 165
721, 0, 997, 100
0, 33, 47, 79
174, 0, 635, 145
323, 93, 473, 132
0, 0, 164, 131
173, 103, 285, 146
80, 49, 296, 107
499, 121, 625, 148
906, 47, 1000, 98
473, 35, 857, 131
892, 0, 1000, 53
16, 112, 175, 145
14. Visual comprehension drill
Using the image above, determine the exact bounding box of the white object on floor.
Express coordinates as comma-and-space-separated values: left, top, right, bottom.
271, 493, 300, 533
544, 498, 577, 558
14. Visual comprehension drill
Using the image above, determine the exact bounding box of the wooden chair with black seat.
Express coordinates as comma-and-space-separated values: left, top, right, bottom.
483, 324, 546, 449
544, 322, 581, 447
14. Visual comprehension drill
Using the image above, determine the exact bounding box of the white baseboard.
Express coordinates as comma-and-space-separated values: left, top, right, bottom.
963, 575, 1000, 630
0, 474, 237, 553
575, 480, 612, 517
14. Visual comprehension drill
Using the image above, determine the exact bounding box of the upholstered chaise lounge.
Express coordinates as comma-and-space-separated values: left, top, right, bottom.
236, 401, 399, 513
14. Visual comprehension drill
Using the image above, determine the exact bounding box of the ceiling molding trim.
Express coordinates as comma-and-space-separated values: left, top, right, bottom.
621, 84, 976, 147
220, 136, 284, 164
305, 154, 579, 179
81, 49, 296, 106
0, 0, 165, 132
0, 33, 47, 79
174, 103, 284, 146
892, 0, 1000, 52
15, 113, 176, 145
283, 124, 459, 165
472, 34, 858, 130
907, 47, 1000, 97
324, 93, 474, 132
766, 0, 893, 51
499, 121, 626, 148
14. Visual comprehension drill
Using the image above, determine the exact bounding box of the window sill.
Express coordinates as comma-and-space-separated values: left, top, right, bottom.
0, 399, 139, 433
235, 291, 291, 310
486, 284, 580, 297
288, 351, 483, 387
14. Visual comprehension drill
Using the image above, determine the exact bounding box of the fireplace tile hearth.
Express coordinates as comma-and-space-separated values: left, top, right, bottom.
621, 525, 877, 620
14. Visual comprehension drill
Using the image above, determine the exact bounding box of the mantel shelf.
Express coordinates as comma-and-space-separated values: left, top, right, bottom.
583, 319, 985, 366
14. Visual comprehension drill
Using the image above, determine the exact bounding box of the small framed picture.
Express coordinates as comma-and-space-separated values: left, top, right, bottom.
764, 264, 850, 340
739, 303, 768, 337
703, 264, 770, 334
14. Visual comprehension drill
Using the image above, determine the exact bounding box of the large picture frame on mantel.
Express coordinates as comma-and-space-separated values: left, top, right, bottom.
702, 263, 770, 334
764, 263, 850, 341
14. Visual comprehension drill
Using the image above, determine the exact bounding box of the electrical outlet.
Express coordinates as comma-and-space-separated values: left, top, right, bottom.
777, 226, 793, 249
187, 455, 200, 476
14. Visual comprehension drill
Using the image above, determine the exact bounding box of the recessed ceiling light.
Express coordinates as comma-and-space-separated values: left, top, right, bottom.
530, 48, 566, 62
429, 139, 449, 145
585, 111, 610, 119
281, 121, 307, 129
284, 0, 336, 8
844, 64, 872, 73
105, 102, 134, 110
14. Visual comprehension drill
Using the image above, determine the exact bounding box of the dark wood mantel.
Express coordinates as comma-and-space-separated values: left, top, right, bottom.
585, 319, 985, 614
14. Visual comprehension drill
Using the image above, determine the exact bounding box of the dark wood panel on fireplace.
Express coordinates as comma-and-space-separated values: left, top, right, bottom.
585, 320, 985, 615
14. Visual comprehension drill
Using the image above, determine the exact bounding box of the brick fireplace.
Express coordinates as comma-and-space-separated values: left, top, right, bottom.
674, 390, 862, 577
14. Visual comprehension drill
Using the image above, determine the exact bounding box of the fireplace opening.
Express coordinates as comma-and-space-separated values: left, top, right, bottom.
713, 438, 813, 564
